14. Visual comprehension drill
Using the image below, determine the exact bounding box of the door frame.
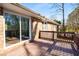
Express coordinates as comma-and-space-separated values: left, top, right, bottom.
3, 10, 32, 48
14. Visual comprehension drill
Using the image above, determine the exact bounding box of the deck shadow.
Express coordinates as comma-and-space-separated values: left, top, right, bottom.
71, 43, 79, 56
45, 40, 75, 55
55, 38, 74, 43
24, 39, 77, 56
32, 40, 53, 48
39, 40, 57, 56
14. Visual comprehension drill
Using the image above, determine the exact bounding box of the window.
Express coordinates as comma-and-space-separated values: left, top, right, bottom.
5, 13, 20, 46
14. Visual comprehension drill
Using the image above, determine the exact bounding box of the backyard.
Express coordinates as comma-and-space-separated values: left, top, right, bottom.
0, 3, 79, 56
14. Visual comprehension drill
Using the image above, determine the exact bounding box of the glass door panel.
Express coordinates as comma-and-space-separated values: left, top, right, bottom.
21, 17, 29, 40
5, 13, 20, 46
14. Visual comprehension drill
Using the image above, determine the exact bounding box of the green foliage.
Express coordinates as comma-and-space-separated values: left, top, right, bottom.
54, 19, 61, 24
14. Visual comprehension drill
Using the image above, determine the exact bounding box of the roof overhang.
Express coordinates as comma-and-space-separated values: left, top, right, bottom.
0, 3, 43, 20
0, 3, 60, 26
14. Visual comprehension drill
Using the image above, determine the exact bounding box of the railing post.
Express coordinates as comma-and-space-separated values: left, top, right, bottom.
72, 32, 75, 40
52, 31, 54, 41
39, 31, 41, 38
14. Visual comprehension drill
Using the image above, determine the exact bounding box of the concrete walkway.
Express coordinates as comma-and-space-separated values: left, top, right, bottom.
24, 39, 79, 56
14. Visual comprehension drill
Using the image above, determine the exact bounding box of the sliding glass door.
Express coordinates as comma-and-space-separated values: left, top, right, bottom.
5, 12, 30, 46
21, 17, 29, 40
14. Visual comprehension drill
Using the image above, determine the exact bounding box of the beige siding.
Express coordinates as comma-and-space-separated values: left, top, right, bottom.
32, 17, 57, 40
42, 23, 57, 39
0, 6, 4, 49
0, 16, 4, 48
32, 20, 42, 40
47, 24, 57, 31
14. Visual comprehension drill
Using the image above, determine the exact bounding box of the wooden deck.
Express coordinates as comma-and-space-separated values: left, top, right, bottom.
24, 39, 79, 56
1, 38, 78, 56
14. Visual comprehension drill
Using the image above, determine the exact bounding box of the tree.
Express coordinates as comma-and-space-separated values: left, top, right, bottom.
50, 3, 79, 32
50, 3, 65, 32
54, 19, 61, 24
66, 7, 79, 33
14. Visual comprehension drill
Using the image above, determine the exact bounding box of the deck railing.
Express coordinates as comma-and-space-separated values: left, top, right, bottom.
39, 31, 75, 40
39, 31, 79, 51
39, 31, 55, 40
57, 32, 75, 40
74, 34, 79, 49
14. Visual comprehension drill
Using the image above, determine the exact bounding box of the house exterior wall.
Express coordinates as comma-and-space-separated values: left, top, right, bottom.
0, 7, 58, 49
44, 23, 57, 39
31, 17, 42, 40
0, 4, 58, 56
0, 7, 4, 48
31, 17, 58, 40
46, 23, 57, 31
0, 7, 32, 49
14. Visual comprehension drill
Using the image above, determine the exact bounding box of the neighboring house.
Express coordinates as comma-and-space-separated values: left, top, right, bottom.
0, 3, 59, 49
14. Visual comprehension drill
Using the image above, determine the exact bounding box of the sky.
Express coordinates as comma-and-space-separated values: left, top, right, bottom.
21, 3, 76, 23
